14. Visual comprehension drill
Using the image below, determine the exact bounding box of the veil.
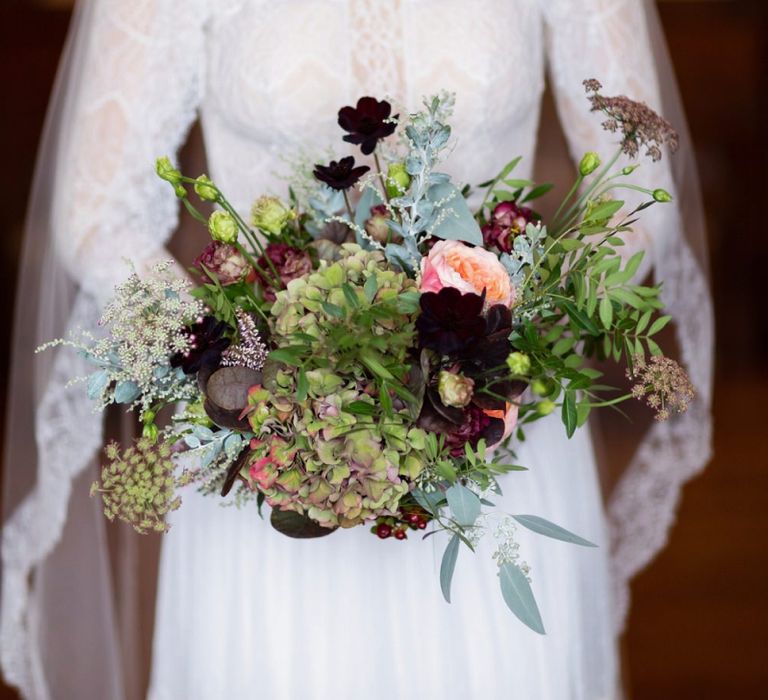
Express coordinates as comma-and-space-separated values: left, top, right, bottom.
1, 0, 712, 697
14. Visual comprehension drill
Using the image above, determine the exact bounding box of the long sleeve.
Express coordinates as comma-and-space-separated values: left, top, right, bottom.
54, 0, 210, 304
540, 0, 678, 279
538, 0, 714, 634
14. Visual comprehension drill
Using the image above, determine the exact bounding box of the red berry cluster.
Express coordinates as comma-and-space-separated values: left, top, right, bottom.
370, 507, 430, 541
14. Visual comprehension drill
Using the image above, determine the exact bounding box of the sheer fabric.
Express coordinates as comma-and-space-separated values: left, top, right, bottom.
1, 1, 712, 698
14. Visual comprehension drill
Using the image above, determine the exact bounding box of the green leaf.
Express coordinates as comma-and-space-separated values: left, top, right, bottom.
341, 283, 359, 308
512, 514, 597, 547
363, 275, 378, 303
360, 350, 394, 380
268, 346, 307, 366
321, 301, 345, 319
648, 315, 672, 336
559, 238, 583, 251
445, 483, 481, 526
296, 367, 308, 401
502, 178, 535, 188
521, 182, 554, 203
584, 199, 623, 223
636, 310, 652, 334
562, 391, 577, 438
599, 296, 613, 330
440, 534, 461, 603
379, 383, 393, 416
499, 562, 545, 634
346, 400, 376, 416
395, 291, 421, 314
647, 338, 662, 356
498, 156, 522, 179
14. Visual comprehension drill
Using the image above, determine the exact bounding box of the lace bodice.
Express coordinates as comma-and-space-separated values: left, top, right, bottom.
3, 1, 714, 697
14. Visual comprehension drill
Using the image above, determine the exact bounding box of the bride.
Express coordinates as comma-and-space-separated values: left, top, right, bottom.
1, 1, 713, 698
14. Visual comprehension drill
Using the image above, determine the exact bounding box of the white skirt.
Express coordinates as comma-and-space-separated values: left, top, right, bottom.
148, 414, 619, 700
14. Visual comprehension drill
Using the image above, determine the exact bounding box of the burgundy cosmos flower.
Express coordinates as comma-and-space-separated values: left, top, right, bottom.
481, 201, 534, 254
338, 97, 398, 155
313, 156, 370, 191
171, 317, 231, 375
416, 288, 487, 355
255, 242, 313, 301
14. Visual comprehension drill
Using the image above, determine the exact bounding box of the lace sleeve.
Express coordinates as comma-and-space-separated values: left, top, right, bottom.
54, 0, 209, 304
539, 0, 715, 633
1, 2, 210, 697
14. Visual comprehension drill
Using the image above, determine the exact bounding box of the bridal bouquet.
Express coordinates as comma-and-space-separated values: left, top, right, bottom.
43, 80, 693, 633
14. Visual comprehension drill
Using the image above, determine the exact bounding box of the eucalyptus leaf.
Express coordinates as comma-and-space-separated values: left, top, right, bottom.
440, 534, 461, 603
499, 562, 545, 634
445, 483, 481, 526
86, 370, 109, 400
113, 380, 141, 404
512, 514, 597, 547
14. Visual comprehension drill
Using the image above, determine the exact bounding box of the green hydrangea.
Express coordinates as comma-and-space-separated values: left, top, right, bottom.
243, 245, 427, 528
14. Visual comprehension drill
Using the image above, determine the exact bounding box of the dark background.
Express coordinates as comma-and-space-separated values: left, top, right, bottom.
1, 0, 767, 697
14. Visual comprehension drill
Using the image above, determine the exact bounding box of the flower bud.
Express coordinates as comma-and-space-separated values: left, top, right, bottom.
386, 162, 411, 199
251, 195, 295, 236
142, 422, 158, 442
437, 370, 475, 408
174, 183, 187, 199
578, 152, 601, 176
621, 164, 640, 176
531, 378, 553, 397
653, 188, 673, 203
208, 210, 238, 244
155, 156, 181, 185
194, 174, 218, 202
364, 203, 390, 243
506, 351, 531, 376
536, 399, 556, 416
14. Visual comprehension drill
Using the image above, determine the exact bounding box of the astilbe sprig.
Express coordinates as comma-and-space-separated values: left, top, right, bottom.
91, 438, 194, 534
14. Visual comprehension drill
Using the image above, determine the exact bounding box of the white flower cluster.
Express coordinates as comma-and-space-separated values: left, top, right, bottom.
492, 516, 531, 580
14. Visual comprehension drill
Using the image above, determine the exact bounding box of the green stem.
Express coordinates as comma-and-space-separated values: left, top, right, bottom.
373, 151, 391, 204
342, 190, 355, 220
551, 174, 583, 226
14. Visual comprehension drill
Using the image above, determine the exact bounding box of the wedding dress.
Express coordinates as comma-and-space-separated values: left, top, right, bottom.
1, 1, 714, 699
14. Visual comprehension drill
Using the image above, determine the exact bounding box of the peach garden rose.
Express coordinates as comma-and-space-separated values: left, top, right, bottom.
419, 240, 515, 307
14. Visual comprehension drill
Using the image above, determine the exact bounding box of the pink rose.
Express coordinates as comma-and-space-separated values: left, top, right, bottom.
420, 240, 515, 307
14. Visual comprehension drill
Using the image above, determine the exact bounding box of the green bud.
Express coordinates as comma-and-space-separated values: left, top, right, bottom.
155, 156, 181, 185
437, 370, 474, 408
653, 188, 673, 203
251, 195, 295, 236
142, 423, 158, 442
621, 164, 640, 176
531, 378, 553, 397
578, 152, 601, 176
536, 399, 556, 416
208, 210, 238, 244
194, 174, 218, 202
174, 184, 187, 199
506, 351, 531, 376
386, 162, 411, 199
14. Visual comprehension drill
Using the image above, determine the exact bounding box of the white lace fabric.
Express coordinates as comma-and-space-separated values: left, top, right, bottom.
1, 1, 713, 698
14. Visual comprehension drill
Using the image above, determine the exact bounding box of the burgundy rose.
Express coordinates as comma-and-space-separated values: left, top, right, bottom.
194, 242, 250, 286
481, 201, 534, 253
444, 405, 504, 457
256, 243, 313, 301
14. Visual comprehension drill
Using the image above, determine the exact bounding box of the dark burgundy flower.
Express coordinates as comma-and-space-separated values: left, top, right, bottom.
338, 97, 398, 155
444, 405, 504, 457
171, 316, 231, 375
313, 156, 370, 191
254, 243, 313, 301
481, 201, 534, 253
416, 288, 487, 355
194, 242, 250, 286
